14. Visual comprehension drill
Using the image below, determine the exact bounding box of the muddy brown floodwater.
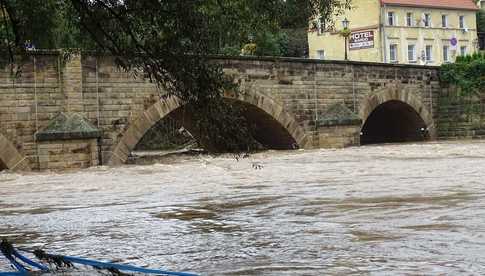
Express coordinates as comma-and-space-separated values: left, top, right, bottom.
1, 141, 485, 275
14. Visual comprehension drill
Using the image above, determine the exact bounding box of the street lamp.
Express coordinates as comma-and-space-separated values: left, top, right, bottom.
341, 18, 350, 60
342, 18, 350, 30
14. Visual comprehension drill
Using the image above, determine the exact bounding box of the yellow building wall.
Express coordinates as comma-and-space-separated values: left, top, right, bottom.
308, 0, 479, 65
308, 0, 382, 62
383, 6, 478, 65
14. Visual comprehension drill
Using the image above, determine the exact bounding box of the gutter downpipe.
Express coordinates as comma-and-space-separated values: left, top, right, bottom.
381, 3, 388, 63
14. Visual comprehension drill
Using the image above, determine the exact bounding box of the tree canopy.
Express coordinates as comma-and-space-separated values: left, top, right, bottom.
0, 0, 351, 152
1, 0, 350, 52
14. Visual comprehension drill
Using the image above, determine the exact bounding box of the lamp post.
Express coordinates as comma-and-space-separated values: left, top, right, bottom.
342, 18, 350, 60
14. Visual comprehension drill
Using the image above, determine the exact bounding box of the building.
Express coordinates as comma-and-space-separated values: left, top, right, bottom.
308, 0, 479, 65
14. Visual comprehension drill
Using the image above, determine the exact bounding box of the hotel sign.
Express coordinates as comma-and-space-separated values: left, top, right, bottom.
349, 31, 374, 50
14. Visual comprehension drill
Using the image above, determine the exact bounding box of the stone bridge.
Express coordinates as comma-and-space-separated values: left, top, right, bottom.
0, 52, 443, 171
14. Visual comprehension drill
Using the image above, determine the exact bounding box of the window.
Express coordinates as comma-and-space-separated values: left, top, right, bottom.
388, 12, 396, 26
460, 46, 467, 56
407, 44, 416, 62
317, 50, 325, 59
318, 19, 326, 34
441, 15, 448, 28
425, 45, 433, 62
390, 44, 398, 62
423, 13, 431, 27
459, 16, 465, 29
443, 45, 449, 62
406, 13, 413, 27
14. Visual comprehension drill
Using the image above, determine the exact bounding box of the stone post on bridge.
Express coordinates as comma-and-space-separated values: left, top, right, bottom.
62, 53, 85, 114
33, 53, 102, 170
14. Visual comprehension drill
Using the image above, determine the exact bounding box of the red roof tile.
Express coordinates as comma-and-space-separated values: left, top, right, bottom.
381, 0, 479, 10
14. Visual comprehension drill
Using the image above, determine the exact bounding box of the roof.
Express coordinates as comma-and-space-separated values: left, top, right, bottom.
317, 103, 362, 127
381, 0, 479, 10
36, 113, 101, 141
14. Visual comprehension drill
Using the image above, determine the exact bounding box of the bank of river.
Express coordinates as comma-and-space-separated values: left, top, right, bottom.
1, 141, 485, 275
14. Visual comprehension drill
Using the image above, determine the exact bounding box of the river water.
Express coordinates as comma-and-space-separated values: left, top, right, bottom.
1, 141, 485, 275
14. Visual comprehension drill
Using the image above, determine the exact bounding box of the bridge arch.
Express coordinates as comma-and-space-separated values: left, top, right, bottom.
0, 133, 30, 171
108, 91, 307, 165
359, 88, 436, 145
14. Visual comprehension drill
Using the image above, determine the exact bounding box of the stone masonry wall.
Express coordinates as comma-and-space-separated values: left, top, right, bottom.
219, 57, 441, 147
0, 52, 446, 171
37, 138, 99, 170
81, 55, 159, 164
437, 86, 485, 140
0, 53, 64, 170
316, 125, 361, 148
